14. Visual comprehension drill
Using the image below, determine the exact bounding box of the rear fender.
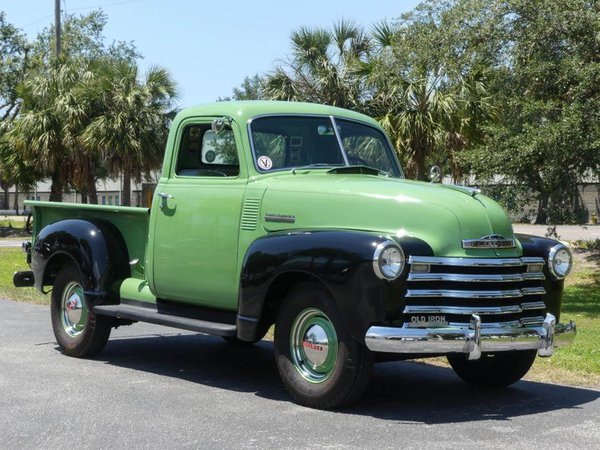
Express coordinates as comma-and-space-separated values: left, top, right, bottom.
31, 219, 130, 305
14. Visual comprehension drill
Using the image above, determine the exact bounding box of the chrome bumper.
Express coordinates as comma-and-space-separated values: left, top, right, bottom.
365, 313, 576, 360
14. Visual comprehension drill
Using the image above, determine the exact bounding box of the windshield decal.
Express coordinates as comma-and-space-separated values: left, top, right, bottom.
257, 156, 273, 170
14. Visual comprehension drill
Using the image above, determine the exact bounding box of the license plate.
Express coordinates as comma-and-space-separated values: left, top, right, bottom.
407, 315, 448, 327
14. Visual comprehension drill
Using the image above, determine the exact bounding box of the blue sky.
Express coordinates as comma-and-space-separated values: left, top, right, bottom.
2, 0, 420, 107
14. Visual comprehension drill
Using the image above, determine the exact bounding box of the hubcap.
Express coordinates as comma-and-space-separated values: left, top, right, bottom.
61, 281, 87, 337
290, 308, 338, 383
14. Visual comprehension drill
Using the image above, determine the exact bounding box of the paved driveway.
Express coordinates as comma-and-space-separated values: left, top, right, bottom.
1, 299, 599, 449
513, 224, 600, 241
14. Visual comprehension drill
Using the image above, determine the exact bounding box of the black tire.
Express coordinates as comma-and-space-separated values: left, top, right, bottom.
274, 282, 373, 409
447, 350, 537, 387
50, 263, 112, 357
221, 336, 258, 346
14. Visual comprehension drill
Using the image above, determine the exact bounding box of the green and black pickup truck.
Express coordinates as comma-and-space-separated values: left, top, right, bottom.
14, 101, 576, 409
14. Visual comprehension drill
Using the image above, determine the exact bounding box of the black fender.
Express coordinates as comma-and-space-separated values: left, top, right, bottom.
31, 218, 130, 305
516, 233, 566, 320
237, 230, 432, 343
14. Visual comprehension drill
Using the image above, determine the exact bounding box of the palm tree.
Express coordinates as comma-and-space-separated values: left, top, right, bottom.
9, 59, 91, 201
372, 77, 456, 181
444, 73, 496, 182
264, 20, 371, 109
81, 59, 177, 206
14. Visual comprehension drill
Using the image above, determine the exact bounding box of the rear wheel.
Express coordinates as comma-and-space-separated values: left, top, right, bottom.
447, 350, 537, 387
51, 263, 112, 357
274, 283, 373, 409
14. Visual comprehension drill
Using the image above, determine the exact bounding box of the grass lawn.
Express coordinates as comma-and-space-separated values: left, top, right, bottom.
1, 246, 598, 387
525, 250, 600, 387
0, 215, 27, 229
0, 247, 45, 304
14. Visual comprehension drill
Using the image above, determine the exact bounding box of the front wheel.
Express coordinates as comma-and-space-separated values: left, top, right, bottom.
447, 350, 537, 387
274, 283, 373, 409
51, 263, 112, 357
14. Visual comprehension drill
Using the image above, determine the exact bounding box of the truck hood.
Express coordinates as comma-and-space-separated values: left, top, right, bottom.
258, 172, 520, 257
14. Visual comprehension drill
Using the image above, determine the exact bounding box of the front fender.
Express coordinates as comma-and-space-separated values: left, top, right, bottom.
237, 230, 432, 342
31, 219, 130, 304
516, 233, 566, 320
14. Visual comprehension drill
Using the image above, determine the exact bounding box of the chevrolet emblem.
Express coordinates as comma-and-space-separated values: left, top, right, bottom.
462, 234, 516, 249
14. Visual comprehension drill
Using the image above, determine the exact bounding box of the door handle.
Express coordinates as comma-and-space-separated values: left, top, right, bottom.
157, 192, 174, 208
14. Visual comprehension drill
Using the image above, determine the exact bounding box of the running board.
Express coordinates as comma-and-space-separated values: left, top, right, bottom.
94, 304, 237, 337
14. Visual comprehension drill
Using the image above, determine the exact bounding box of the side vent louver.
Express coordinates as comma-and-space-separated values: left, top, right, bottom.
241, 198, 261, 231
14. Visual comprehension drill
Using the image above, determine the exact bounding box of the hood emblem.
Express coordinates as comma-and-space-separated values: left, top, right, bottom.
265, 213, 295, 224
462, 234, 516, 249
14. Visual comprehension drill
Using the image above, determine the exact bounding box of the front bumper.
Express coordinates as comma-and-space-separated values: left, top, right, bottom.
365, 313, 576, 360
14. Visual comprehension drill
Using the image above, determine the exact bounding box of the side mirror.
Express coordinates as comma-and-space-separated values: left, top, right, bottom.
211, 117, 232, 134
429, 165, 441, 183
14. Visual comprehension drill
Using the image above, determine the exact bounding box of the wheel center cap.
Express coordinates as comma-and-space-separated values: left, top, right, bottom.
302, 324, 329, 368
66, 293, 83, 324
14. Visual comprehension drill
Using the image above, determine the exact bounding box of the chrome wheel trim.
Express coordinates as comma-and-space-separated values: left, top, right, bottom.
60, 281, 87, 337
290, 308, 338, 383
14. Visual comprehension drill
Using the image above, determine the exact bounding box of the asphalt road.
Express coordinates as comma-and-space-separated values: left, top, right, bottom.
1, 299, 599, 449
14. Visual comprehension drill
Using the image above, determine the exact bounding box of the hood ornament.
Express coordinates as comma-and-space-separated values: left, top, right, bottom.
462, 234, 516, 249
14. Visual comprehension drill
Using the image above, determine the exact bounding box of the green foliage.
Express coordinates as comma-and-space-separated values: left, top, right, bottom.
0, 12, 29, 122
220, 74, 266, 101
2, 10, 176, 206
571, 239, 600, 252
32, 10, 139, 62
263, 21, 371, 109
0, 12, 33, 208
454, 0, 600, 223
254, 1, 598, 222
79, 59, 178, 205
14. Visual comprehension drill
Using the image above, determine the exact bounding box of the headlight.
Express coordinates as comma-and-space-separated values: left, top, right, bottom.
373, 240, 405, 280
548, 244, 572, 279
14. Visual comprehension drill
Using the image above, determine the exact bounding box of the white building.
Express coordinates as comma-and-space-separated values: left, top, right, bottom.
2, 173, 159, 213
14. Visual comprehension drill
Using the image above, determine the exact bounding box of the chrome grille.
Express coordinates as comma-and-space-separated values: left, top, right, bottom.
404, 256, 547, 327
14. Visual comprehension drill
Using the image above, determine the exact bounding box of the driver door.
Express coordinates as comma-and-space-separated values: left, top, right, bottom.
152, 119, 245, 311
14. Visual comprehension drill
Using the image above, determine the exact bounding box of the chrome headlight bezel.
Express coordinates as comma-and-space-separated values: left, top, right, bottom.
373, 240, 405, 281
548, 244, 573, 280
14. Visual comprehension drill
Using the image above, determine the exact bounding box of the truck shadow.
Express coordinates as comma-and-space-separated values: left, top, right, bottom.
93, 332, 600, 423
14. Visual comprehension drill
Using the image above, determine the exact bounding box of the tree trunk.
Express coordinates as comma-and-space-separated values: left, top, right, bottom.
49, 169, 63, 202
13, 184, 19, 214
535, 192, 549, 224
1, 180, 9, 209
415, 147, 427, 181
122, 171, 131, 206
86, 160, 98, 205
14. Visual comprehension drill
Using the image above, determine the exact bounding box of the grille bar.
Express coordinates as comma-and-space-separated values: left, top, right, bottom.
406, 287, 545, 299
408, 256, 545, 267
406, 289, 524, 299
404, 301, 546, 316
407, 273, 525, 282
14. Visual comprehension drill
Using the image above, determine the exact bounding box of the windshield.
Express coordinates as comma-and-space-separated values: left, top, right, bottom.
249, 115, 402, 177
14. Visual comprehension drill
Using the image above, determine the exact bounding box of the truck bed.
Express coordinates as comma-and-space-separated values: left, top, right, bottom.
25, 201, 150, 278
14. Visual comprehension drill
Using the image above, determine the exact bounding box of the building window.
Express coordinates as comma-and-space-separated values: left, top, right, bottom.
108, 196, 113, 205
115, 195, 119, 206
102, 196, 106, 205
